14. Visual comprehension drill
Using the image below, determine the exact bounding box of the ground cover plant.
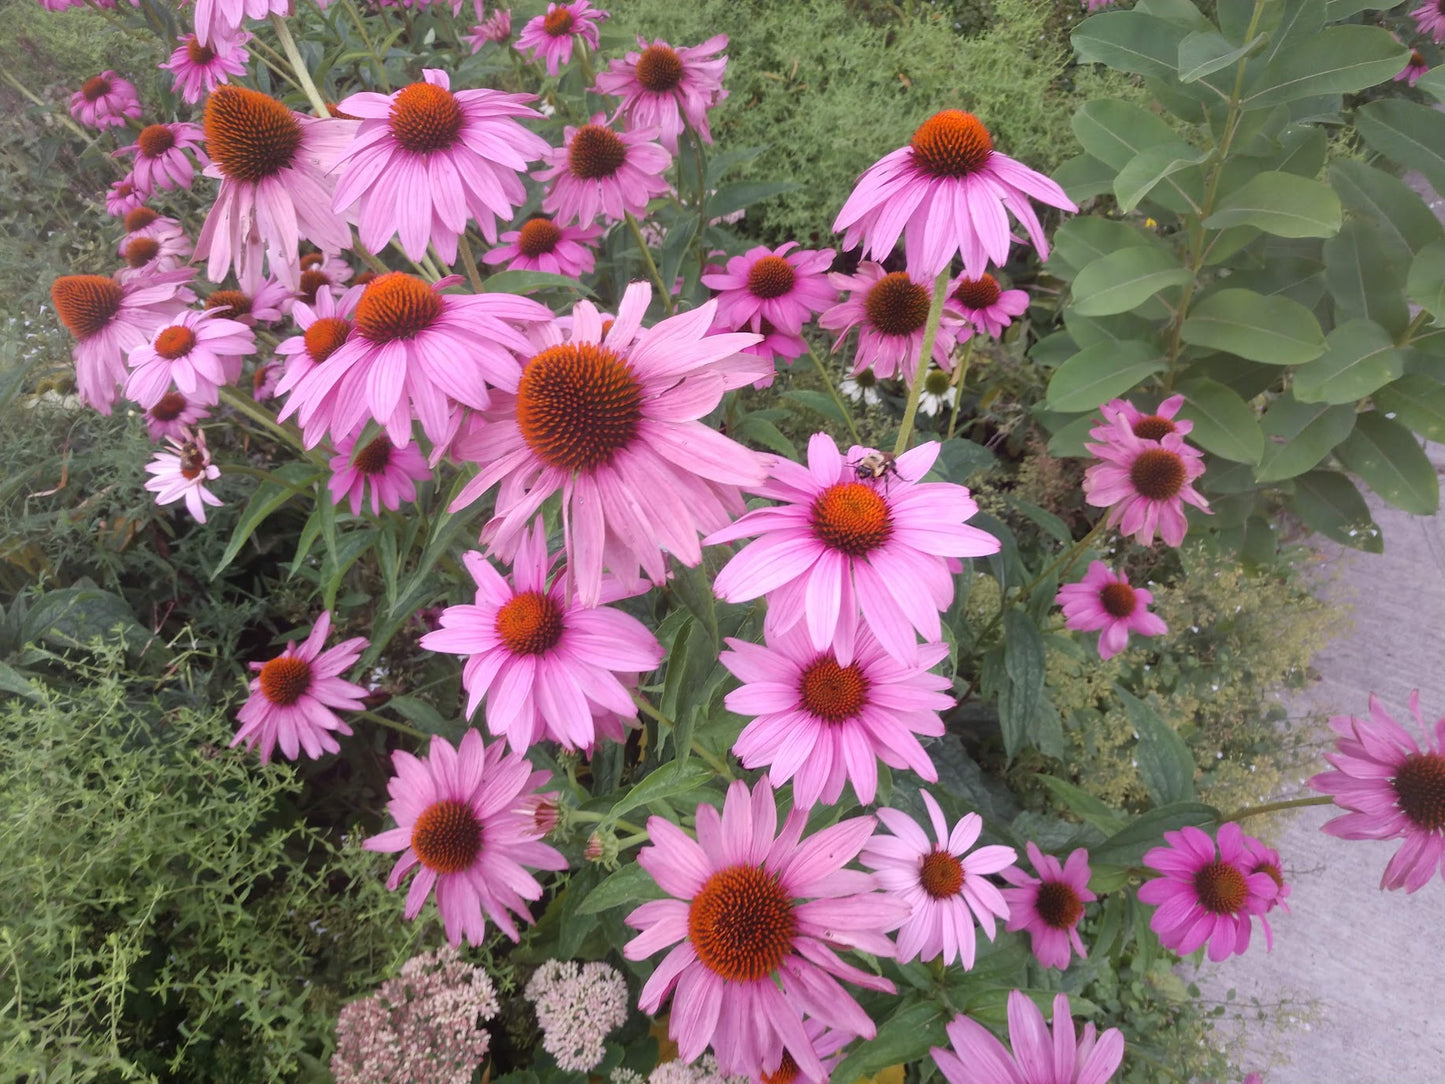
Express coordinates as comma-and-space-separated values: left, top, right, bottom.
4, 0, 1445, 1082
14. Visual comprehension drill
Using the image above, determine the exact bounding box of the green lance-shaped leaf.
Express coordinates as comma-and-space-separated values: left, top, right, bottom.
1118, 688, 1196, 805
1243, 25, 1408, 108
1089, 801, 1220, 867
1374, 374, 1445, 442
480, 269, 595, 296
1255, 392, 1357, 483
1046, 340, 1165, 413
1180, 288, 1325, 365
1406, 241, 1445, 326
1176, 378, 1264, 464
1070, 247, 1193, 316
1336, 412, 1440, 515
1292, 320, 1405, 405
1356, 99, 1445, 197
999, 608, 1046, 758
1072, 10, 1185, 80
211, 461, 325, 579
1203, 171, 1342, 239
576, 863, 666, 916
1114, 142, 1209, 214
1289, 470, 1383, 553
1177, 29, 1267, 83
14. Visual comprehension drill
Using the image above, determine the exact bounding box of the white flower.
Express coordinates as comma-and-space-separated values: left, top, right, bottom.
839, 376, 880, 406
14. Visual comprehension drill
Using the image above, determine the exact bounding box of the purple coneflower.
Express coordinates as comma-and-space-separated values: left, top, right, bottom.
482, 215, 601, 277
535, 115, 672, 227
125, 308, 255, 408
69, 71, 141, 130
515, 1, 606, 76
950, 272, 1029, 338
932, 990, 1124, 1084
1082, 416, 1210, 547
116, 122, 207, 195
143, 428, 223, 523
162, 32, 250, 104
592, 34, 729, 152
1056, 561, 1168, 660
1138, 823, 1277, 961
1000, 842, 1095, 970
328, 431, 432, 515
819, 261, 969, 384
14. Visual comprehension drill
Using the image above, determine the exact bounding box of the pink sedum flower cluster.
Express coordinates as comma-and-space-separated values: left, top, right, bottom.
524, 959, 629, 1071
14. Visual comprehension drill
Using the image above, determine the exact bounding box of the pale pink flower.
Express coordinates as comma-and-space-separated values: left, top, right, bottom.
273, 283, 362, 403
701, 243, 837, 342
707, 434, 1000, 662
332, 69, 549, 262
143, 390, 209, 442
192, 0, 288, 46
252, 362, 280, 400
819, 261, 969, 384
523, 959, 628, 1072
720, 620, 950, 808
125, 307, 255, 408
593, 35, 729, 152
116, 228, 193, 282
293, 250, 354, 307
363, 728, 569, 945
448, 281, 771, 607
328, 431, 432, 515
232, 609, 368, 762
163, 32, 251, 104
1090, 392, 1193, 442
861, 791, 1016, 967
201, 264, 291, 326
115, 122, 207, 195
1397, 45, 1430, 85
105, 176, 145, 217
932, 991, 1125, 1084
1413, 1, 1445, 44
1309, 690, 1445, 892
482, 215, 601, 276
1000, 842, 1095, 970
516, 1, 606, 76
69, 71, 141, 130
949, 272, 1029, 338
50, 270, 195, 413
1056, 561, 1168, 661
418, 523, 663, 752
1082, 417, 1210, 547
834, 109, 1076, 281
1138, 823, 1277, 961
535, 115, 672, 227
464, 7, 512, 50
143, 428, 223, 523
624, 777, 907, 1078
747, 1021, 851, 1084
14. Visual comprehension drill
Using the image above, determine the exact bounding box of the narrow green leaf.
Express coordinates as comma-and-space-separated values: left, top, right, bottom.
1177, 378, 1265, 464
1293, 320, 1404, 405
576, 863, 666, 915
706, 181, 799, 220
1336, 412, 1439, 515
782, 389, 849, 427
659, 215, 699, 295
1243, 25, 1407, 108
1072, 11, 1185, 80
1046, 340, 1164, 412
831, 1002, 950, 1084
1406, 241, 1445, 325
1090, 802, 1220, 867
1330, 160, 1445, 261
1118, 689, 1196, 805
1114, 141, 1209, 213
1255, 393, 1357, 482
1071, 247, 1192, 316
1356, 99, 1445, 197
1374, 374, 1445, 442
1289, 470, 1383, 553
1178, 29, 1266, 83
211, 461, 322, 579
1203, 171, 1341, 238
609, 762, 714, 820
0, 660, 41, 702
1180, 288, 1325, 365
1036, 775, 1126, 836
480, 269, 593, 295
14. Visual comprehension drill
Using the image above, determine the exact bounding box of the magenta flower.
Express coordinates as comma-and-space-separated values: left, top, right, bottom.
834, 109, 1076, 281
536, 115, 672, 227
1056, 561, 1168, 661
232, 610, 368, 762
819, 261, 969, 384
1397, 46, 1430, 85
69, 71, 141, 130
592, 34, 728, 152
116, 122, 207, 195
125, 308, 255, 408
143, 391, 210, 442
1085, 0, 1117, 9
293, 250, 355, 307
482, 215, 601, 276
1413, 1, 1445, 44
143, 428, 223, 523
516, 1, 606, 76
1082, 417, 1210, 547
623, 777, 907, 1078
363, 728, 569, 945
162, 32, 250, 104
448, 281, 771, 607
202, 264, 291, 326
50, 270, 194, 413
707, 434, 1000, 662
1000, 842, 1096, 970
332, 69, 548, 262
282, 271, 550, 449
464, 6, 512, 50
750, 1021, 852, 1084
950, 272, 1029, 339
1138, 823, 1277, 961
196, 85, 357, 284
932, 990, 1125, 1084
328, 432, 432, 516
861, 791, 1017, 968
116, 228, 193, 282
1091, 392, 1193, 443
192, 0, 287, 46
1309, 690, 1445, 892
105, 176, 145, 217
720, 620, 950, 808
1241, 834, 1291, 914
701, 242, 838, 340
418, 524, 664, 752
273, 283, 361, 402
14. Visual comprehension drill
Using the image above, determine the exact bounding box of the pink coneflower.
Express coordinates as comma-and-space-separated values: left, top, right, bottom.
1412, 1, 1445, 44
50, 270, 194, 413
116, 122, 207, 195
623, 777, 907, 1078
419, 523, 663, 751
252, 362, 280, 400
932, 991, 1125, 1084
331, 70, 547, 262
120, 206, 185, 245
196, 85, 357, 284
719, 621, 950, 808
833, 109, 1076, 281
592, 35, 729, 152
116, 228, 193, 282
950, 272, 1029, 338
535, 115, 672, 227
749, 1021, 851, 1084
105, 176, 145, 217
143, 428, 223, 523
328, 431, 432, 515
707, 434, 1000, 662
1309, 690, 1445, 892
363, 728, 569, 945
293, 250, 354, 306
273, 283, 362, 400
448, 281, 771, 607
860, 791, 1016, 968
281, 271, 550, 449
192, 0, 288, 46
1000, 842, 1095, 970
1241, 834, 1291, 914
482, 216, 601, 276
1083, 417, 1210, 547
143, 390, 209, 442
1138, 823, 1277, 961
516, 1, 606, 76
1092, 392, 1194, 442
819, 261, 969, 384
125, 308, 255, 408
701, 243, 838, 340
162, 32, 250, 104
464, 6, 512, 50
1397, 46, 1430, 85
232, 609, 368, 762
69, 71, 141, 130
202, 266, 290, 326
1056, 561, 1168, 661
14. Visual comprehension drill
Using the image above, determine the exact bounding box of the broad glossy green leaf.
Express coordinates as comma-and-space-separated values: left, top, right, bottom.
577, 863, 665, 915
1255, 393, 1356, 482
1178, 29, 1266, 83
1293, 320, 1404, 405
609, 762, 714, 819
1177, 378, 1264, 464
1072, 11, 1185, 80
1091, 802, 1220, 867
1044, 413, 1097, 458
1049, 216, 1156, 278
831, 1001, 950, 1084
1070, 99, 1178, 171
480, 269, 594, 295
1289, 470, 1383, 553
1325, 0, 1407, 17
1244, 26, 1407, 108
1374, 374, 1445, 442
1053, 152, 1118, 203
1337, 412, 1439, 514
1274, 123, 1328, 178
1261, 0, 1324, 67
1204, 171, 1342, 238
1135, 0, 1212, 31
1114, 141, 1209, 213
1407, 241, 1445, 325
1356, 99, 1445, 196
1415, 65, 1445, 105
1324, 220, 1411, 335
1331, 160, 1445, 262
1180, 288, 1325, 365
1046, 340, 1164, 412
1071, 247, 1192, 315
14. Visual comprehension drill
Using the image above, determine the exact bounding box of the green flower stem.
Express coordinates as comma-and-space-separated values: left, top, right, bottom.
1220, 794, 1333, 824
566, 808, 647, 835
624, 212, 675, 316
576, 39, 596, 88
892, 267, 952, 456
355, 243, 390, 276
1399, 308, 1434, 346
616, 830, 651, 850
457, 233, 486, 292
804, 340, 861, 446
342, 0, 392, 91
270, 14, 330, 117
356, 708, 427, 741
245, 35, 306, 93
945, 335, 976, 441
631, 692, 733, 780
974, 516, 1110, 645
217, 385, 312, 456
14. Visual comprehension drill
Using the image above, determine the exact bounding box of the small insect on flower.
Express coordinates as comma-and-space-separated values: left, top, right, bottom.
852, 449, 899, 485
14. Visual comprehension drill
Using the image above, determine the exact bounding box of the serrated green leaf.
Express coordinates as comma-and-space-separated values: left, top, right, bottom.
1289, 470, 1383, 553
1180, 288, 1325, 365
1255, 393, 1356, 482
1177, 378, 1264, 464
1071, 247, 1192, 316
1243, 25, 1407, 108
1293, 320, 1404, 405
1046, 341, 1164, 413
1336, 412, 1439, 515
1203, 171, 1341, 238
